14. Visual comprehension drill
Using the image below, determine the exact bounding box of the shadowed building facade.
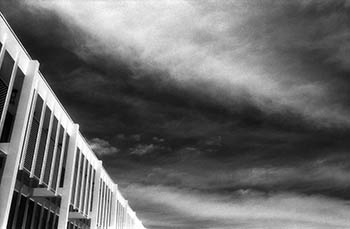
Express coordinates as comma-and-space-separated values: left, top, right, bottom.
0, 12, 146, 229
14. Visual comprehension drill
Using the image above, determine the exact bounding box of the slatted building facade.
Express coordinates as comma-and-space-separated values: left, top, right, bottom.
0, 12, 146, 229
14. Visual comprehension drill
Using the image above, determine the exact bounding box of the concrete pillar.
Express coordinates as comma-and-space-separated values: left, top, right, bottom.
0, 60, 39, 229
57, 124, 79, 229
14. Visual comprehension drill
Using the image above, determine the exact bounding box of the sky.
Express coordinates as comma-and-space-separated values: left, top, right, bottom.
1, 0, 350, 228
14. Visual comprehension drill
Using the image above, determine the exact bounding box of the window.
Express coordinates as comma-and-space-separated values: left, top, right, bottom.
14, 195, 26, 228
25, 200, 35, 229
0, 154, 5, 184
0, 51, 24, 142
23, 95, 43, 172
34, 106, 51, 179
6, 191, 18, 228
50, 125, 63, 191
59, 134, 70, 188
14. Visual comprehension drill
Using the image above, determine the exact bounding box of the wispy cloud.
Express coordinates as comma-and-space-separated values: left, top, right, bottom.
124, 184, 350, 229
25, 0, 350, 127
130, 144, 156, 156
89, 137, 119, 156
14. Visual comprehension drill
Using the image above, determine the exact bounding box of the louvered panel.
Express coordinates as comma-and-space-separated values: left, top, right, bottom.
0, 79, 8, 119
43, 117, 58, 184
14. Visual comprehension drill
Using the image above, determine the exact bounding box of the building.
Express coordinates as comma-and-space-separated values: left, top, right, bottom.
0, 12, 146, 229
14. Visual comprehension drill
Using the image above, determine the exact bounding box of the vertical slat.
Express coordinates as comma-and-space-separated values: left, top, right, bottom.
55, 129, 67, 193
21, 197, 30, 229
39, 108, 54, 183
34, 104, 51, 179
76, 154, 84, 211
36, 204, 44, 229
44, 206, 51, 229
102, 182, 106, 228
116, 202, 119, 229
83, 162, 91, 215
30, 97, 46, 178
70, 148, 79, 206
107, 189, 111, 227
29, 202, 37, 229
103, 186, 107, 228
97, 180, 102, 226
103, 183, 107, 229
108, 189, 111, 227
86, 168, 94, 217
46, 115, 61, 188
10, 191, 21, 229
52, 210, 57, 229
73, 149, 82, 208
119, 202, 122, 229
79, 156, 87, 212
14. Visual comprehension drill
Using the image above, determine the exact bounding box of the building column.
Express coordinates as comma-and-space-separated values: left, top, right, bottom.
57, 124, 79, 229
90, 160, 102, 229
0, 60, 39, 229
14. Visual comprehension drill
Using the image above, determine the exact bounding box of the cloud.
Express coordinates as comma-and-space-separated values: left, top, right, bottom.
88, 137, 119, 156
25, 0, 350, 127
124, 184, 350, 229
131, 154, 350, 198
129, 144, 156, 156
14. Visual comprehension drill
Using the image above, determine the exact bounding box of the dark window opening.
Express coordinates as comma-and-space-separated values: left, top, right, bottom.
25, 200, 35, 229
15, 195, 26, 228
0, 51, 14, 86
0, 112, 13, 142
6, 191, 18, 228
40, 208, 48, 229
0, 52, 24, 142
0, 154, 6, 184
23, 95, 43, 172
59, 134, 70, 188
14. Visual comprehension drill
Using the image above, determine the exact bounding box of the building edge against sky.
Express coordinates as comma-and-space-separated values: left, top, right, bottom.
0, 12, 146, 229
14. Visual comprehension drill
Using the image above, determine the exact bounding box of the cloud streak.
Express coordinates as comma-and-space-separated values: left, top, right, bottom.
124, 184, 350, 229
25, 0, 350, 127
